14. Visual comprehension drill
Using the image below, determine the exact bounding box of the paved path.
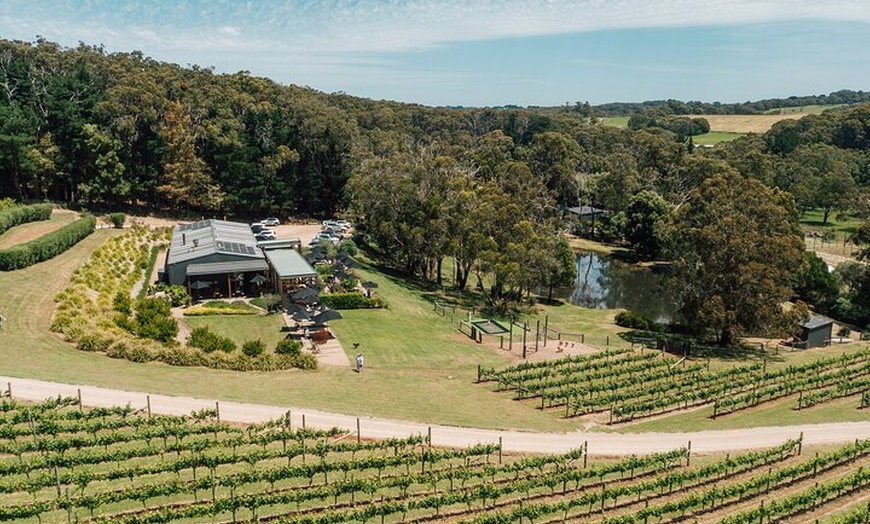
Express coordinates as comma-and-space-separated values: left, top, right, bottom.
3, 375, 868, 456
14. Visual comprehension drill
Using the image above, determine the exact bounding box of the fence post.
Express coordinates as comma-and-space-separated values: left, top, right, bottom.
522, 322, 527, 359
543, 315, 549, 347
509, 321, 514, 351
535, 320, 540, 352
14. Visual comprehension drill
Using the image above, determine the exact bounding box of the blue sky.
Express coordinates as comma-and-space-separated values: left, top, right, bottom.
1, 1, 869, 107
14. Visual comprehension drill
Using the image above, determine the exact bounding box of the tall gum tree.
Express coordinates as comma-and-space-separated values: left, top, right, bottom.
667, 171, 806, 346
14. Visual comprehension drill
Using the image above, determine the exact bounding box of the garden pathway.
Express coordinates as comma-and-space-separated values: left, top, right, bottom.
2, 375, 867, 456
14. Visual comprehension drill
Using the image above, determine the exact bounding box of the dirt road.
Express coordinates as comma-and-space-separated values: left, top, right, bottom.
3, 375, 867, 456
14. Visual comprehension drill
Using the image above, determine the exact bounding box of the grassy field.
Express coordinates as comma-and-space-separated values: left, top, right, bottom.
1, 225, 867, 433
691, 131, 745, 145
800, 209, 865, 260
601, 107, 839, 136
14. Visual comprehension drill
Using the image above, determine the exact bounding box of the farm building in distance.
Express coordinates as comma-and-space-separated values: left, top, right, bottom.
799, 315, 835, 349
162, 219, 268, 297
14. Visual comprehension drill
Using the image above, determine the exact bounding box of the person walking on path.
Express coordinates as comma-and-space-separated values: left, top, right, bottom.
355, 353, 364, 373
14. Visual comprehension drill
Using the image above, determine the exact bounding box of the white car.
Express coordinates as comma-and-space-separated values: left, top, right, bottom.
313, 233, 340, 245
255, 229, 277, 240
261, 217, 280, 226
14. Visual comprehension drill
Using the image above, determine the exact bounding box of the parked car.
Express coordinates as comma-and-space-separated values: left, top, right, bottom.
255, 229, 277, 241
313, 233, 340, 245
250, 223, 267, 234
323, 219, 350, 231
261, 217, 280, 226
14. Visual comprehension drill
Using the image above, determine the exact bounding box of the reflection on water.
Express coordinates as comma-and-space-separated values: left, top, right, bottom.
561, 252, 676, 323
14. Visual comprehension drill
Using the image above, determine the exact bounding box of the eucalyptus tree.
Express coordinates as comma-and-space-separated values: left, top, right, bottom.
667, 171, 805, 346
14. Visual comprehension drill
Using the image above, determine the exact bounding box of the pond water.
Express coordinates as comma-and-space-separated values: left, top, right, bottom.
558, 252, 677, 323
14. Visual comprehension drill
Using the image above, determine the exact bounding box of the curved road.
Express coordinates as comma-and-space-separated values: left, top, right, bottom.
3, 375, 868, 456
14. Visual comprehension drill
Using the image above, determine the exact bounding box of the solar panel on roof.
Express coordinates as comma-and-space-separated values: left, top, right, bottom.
178, 220, 210, 232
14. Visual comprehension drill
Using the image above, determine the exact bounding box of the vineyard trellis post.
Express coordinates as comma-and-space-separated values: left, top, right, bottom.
146, 394, 151, 418
498, 437, 503, 464
77, 388, 82, 411
6, 381, 10, 398
535, 320, 540, 352
215, 401, 220, 423
357, 417, 361, 444
687, 441, 691, 467
302, 414, 306, 429
583, 441, 588, 468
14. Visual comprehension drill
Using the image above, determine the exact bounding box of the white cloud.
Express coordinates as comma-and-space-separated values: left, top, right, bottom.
5, 1, 870, 58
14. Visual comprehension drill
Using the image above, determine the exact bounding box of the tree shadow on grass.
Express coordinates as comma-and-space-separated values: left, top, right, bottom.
618, 330, 772, 362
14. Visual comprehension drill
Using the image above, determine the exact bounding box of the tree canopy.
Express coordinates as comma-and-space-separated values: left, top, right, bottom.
667, 172, 806, 345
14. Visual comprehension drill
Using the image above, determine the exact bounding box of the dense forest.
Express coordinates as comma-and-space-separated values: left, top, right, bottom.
0, 38, 868, 333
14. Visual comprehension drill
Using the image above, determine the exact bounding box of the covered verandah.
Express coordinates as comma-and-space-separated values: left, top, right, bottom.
185, 259, 270, 300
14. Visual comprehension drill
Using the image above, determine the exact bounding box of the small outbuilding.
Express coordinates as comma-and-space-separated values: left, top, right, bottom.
798, 315, 834, 349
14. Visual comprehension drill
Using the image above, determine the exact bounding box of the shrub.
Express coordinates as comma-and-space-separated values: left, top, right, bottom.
113, 291, 132, 314
0, 214, 96, 270
0, 202, 52, 235
290, 353, 318, 370
188, 326, 236, 353
150, 283, 192, 307
106, 212, 126, 229
320, 292, 387, 309
131, 297, 178, 343
184, 303, 258, 316
615, 310, 658, 331
242, 339, 265, 357
338, 239, 358, 256
275, 338, 302, 357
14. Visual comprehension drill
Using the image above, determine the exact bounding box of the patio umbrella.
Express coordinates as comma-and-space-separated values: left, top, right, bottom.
297, 294, 319, 305
288, 304, 309, 316
337, 254, 357, 268
250, 274, 267, 285
333, 269, 353, 280
291, 287, 319, 300
311, 309, 343, 324
290, 310, 311, 322
190, 280, 212, 290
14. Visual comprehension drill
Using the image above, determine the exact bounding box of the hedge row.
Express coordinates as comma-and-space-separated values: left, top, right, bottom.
0, 203, 52, 235
0, 215, 96, 271
320, 292, 387, 309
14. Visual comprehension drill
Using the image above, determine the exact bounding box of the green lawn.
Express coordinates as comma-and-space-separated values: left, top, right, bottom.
799, 209, 863, 234
600, 116, 629, 128
691, 131, 745, 146
184, 314, 287, 348
1, 228, 867, 433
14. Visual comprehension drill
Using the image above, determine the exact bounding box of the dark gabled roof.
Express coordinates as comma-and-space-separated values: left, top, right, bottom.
166, 219, 264, 266
800, 315, 834, 330
185, 259, 269, 277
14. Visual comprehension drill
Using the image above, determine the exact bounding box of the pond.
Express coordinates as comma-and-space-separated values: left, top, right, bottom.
558, 252, 677, 323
